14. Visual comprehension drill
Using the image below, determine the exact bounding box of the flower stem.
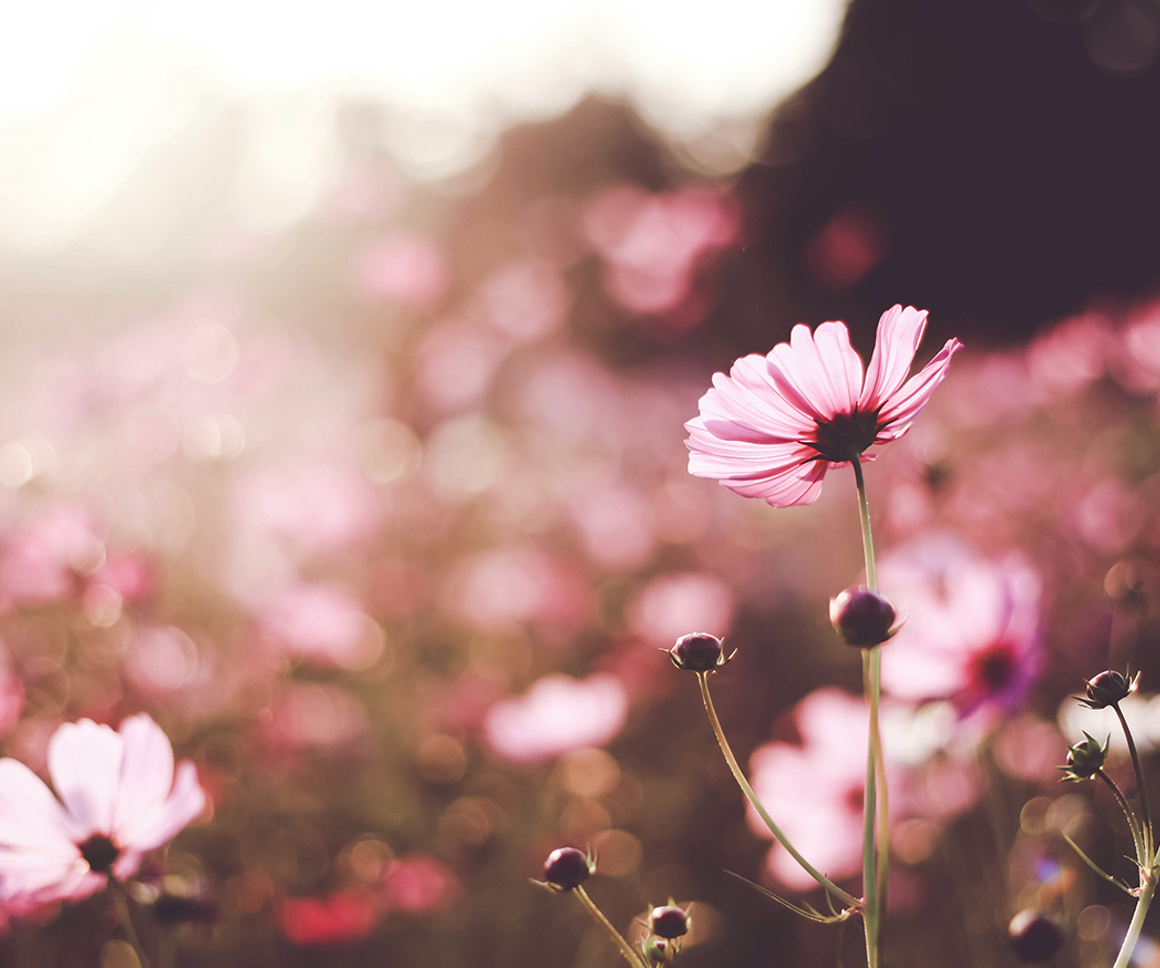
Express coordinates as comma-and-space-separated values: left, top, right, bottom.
696, 672, 860, 909
572, 885, 648, 968
1114, 703, 1154, 865
110, 880, 151, 968
1113, 871, 1155, 968
852, 457, 887, 968
1098, 769, 1146, 872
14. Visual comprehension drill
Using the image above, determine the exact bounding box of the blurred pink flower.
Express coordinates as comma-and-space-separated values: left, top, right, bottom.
748, 688, 869, 890
381, 855, 461, 913
879, 537, 1042, 717
0, 714, 205, 903
484, 673, 628, 762
257, 583, 381, 670
627, 571, 734, 647
0, 506, 105, 605
277, 890, 378, 946
354, 234, 449, 309
685, 305, 961, 507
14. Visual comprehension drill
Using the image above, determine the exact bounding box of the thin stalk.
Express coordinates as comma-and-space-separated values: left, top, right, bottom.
1114, 703, 1153, 865
1112, 873, 1156, 968
572, 885, 647, 968
110, 880, 151, 968
852, 458, 887, 968
697, 672, 860, 909
1098, 770, 1146, 871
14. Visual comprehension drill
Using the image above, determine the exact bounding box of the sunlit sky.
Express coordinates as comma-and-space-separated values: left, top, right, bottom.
0, 0, 845, 250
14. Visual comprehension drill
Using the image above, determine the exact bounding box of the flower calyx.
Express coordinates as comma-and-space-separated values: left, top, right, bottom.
1059, 732, 1109, 782
829, 587, 899, 648
667, 633, 735, 673
1077, 668, 1140, 709
535, 846, 595, 892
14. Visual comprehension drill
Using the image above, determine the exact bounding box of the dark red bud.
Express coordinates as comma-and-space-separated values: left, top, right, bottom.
830, 587, 897, 647
1009, 910, 1064, 962
668, 633, 728, 672
543, 847, 592, 891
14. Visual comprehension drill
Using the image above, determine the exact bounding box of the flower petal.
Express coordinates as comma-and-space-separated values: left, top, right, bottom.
876, 337, 963, 438
766, 322, 863, 422
47, 720, 124, 836
858, 305, 928, 411
111, 714, 175, 840
0, 759, 83, 851
118, 761, 205, 853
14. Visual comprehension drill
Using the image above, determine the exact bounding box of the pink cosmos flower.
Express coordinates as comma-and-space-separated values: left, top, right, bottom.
685, 305, 961, 507
0, 714, 205, 904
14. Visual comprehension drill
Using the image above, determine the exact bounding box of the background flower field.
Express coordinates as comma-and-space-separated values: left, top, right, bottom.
0, 2, 1159, 966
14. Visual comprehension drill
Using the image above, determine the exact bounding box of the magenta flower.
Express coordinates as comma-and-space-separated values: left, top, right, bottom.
0, 714, 205, 904
685, 305, 962, 506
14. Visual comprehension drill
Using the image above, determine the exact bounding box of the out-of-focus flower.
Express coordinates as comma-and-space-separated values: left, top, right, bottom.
484, 673, 628, 762
0, 715, 205, 904
354, 234, 449, 309
277, 890, 379, 946
256, 584, 382, 671
380, 855, 461, 913
879, 538, 1043, 718
748, 688, 869, 890
627, 572, 734, 648
1008, 909, 1065, 962
0, 506, 105, 605
685, 305, 961, 507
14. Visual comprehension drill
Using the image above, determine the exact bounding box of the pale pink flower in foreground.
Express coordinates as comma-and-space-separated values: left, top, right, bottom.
484, 673, 628, 762
686, 305, 961, 507
0, 715, 205, 903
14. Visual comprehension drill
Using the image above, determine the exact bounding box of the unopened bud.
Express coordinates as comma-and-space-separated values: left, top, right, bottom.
1008, 909, 1064, 962
829, 587, 897, 647
648, 904, 690, 939
1079, 669, 1138, 709
667, 633, 732, 673
542, 847, 593, 891
1059, 732, 1108, 781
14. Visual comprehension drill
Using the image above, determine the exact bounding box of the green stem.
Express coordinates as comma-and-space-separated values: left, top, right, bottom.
1098, 769, 1146, 873
110, 880, 151, 968
852, 457, 886, 968
1113, 872, 1155, 968
1114, 703, 1153, 866
697, 672, 860, 909
572, 885, 648, 968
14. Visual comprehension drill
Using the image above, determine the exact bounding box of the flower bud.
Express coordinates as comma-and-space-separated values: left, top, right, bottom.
641, 936, 677, 965
542, 847, 593, 891
1008, 909, 1064, 962
667, 633, 731, 673
1059, 732, 1108, 781
829, 587, 897, 647
648, 904, 690, 939
1079, 669, 1139, 709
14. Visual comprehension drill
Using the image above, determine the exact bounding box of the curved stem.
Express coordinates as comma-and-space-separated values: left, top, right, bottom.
1113, 872, 1155, 968
697, 672, 860, 909
1098, 769, 1146, 871
573, 885, 647, 968
1114, 703, 1153, 866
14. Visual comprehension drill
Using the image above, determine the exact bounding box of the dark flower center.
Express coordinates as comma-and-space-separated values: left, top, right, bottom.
808, 409, 881, 463
78, 834, 121, 875
970, 642, 1016, 692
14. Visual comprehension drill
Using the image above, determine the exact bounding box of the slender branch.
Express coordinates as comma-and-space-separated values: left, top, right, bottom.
1114, 703, 1153, 866
1113, 872, 1156, 968
1098, 770, 1146, 871
573, 885, 648, 968
696, 672, 860, 909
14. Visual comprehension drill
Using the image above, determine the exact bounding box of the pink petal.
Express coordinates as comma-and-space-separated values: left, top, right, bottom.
876, 338, 963, 436
118, 761, 205, 853
47, 720, 124, 836
0, 846, 89, 901
111, 714, 175, 840
0, 760, 83, 851
858, 305, 928, 410
765, 322, 862, 422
